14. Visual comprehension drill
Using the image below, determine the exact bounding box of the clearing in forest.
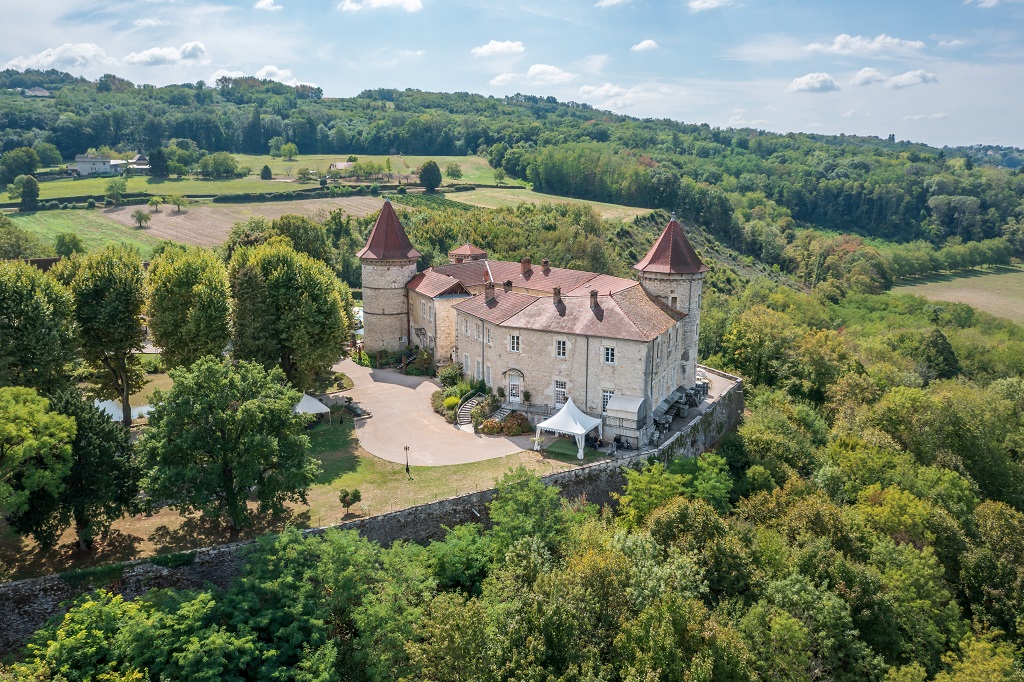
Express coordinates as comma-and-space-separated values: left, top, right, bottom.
893, 266, 1024, 326
447, 186, 653, 222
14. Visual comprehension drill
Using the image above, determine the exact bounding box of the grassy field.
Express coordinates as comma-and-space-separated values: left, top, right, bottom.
893, 266, 1024, 326
0, 417, 574, 581
447, 186, 653, 221
7, 209, 162, 253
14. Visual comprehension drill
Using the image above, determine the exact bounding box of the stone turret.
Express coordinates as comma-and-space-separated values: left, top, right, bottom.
357, 198, 420, 353
635, 215, 709, 387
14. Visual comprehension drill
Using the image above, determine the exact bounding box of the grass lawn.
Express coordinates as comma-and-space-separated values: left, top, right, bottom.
892, 265, 1024, 326
32, 175, 304, 201
447, 187, 653, 222
0, 416, 574, 581
540, 436, 609, 464
7, 209, 162, 253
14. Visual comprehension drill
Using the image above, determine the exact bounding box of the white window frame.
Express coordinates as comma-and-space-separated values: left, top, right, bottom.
602, 389, 614, 413
510, 334, 521, 353
475, 323, 481, 340
555, 339, 566, 358
428, 305, 433, 322
486, 328, 492, 346
464, 319, 470, 337
421, 301, 427, 318
463, 353, 470, 374
554, 379, 567, 408
485, 364, 492, 386
603, 346, 615, 365
476, 360, 482, 381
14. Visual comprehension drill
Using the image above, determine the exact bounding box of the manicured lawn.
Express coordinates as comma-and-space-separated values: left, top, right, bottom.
32, 174, 304, 201
0, 416, 573, 581
540, 436, 608, 463
7, 209, 162, 254
893, 265, 1024, 326
447, 186, 653, 221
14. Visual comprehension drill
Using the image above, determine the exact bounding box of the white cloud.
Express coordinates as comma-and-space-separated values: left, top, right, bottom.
595, 0, 632, 5
904, 113, 948, 120
938, 38, 965, 47
209, 69, 246, 82
577, 54, 610, 74
255, 64, 315, 86
4, 43, 116, 71
134, 18, 169, 28
254, 0, 283, 10
631, 39, 658, 52
399, 49, 425, 57
339, 0, 422, 11
851, 67, 887, 86
886, 69, 938, 88
491, 63, 577, 87
125, 41, 207, 66
805, 34, 925, 58
489, 72, 516, 85
579, 82, 628, 97
787, 72, 840, 93
688, 0, 734, 11
471, 40, 525, 57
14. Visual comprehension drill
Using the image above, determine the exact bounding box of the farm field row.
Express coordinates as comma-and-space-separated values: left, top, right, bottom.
893, 265, 1024, 326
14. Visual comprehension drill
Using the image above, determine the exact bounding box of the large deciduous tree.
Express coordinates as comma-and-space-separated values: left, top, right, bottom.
67, 245, 147, 426
20, 175, 39, 212
6, 390, 138, 549
141, 357, 319, 536
419, 160, 441, 191
0, 387, 75, 520
230, 239, 349, 390
0, 261, 77, 394
147, 245, 230, 369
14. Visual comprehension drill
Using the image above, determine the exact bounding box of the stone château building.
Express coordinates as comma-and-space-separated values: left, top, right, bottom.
359, 198, 708, 446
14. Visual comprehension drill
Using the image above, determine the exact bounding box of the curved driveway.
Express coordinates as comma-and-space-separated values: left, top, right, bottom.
335, 359, 533, 466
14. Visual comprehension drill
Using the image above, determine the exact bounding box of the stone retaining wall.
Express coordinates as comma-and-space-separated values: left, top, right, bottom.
0, 373, 742, 655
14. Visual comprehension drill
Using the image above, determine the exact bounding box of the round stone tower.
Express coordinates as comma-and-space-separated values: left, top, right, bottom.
634, 215, 709, 388
357, 198, 420, 354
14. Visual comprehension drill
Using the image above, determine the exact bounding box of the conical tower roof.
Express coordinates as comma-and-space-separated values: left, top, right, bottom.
634, 216, 708, 275
356, 198, 420, 260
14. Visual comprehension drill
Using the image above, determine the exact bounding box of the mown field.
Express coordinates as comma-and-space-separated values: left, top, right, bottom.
447, 186, 653, 221
893, 265, 1024, 326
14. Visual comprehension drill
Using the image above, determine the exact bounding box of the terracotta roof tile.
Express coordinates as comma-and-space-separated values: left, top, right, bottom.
356, 199, 421, 260
634, 218, 708, 275
431, 260, 492, 287
407, 271, 470, 298
452, 289, 536, 325
565, 274, 639, 296
449, 243, 487, 256
485, 261, 599, 293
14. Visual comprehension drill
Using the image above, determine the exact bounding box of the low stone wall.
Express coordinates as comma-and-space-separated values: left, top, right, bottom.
0, 375, 742, 655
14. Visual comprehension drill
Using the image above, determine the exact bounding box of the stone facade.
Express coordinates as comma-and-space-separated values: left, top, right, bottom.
361, 258, 417, 353
636, 270, 703, 387
408, 289, 469, 364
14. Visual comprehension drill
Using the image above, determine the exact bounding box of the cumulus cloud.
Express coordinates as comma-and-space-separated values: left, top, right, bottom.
787, 72, 840, 93
904, 113, 948, 120
255, 64, 315, 86
125, 41, 207, 66
209, 68, 246, 82
254, 0, 283, 9
4, 43, 116, 71
805, 33, 925, 58
134, 18, 169, 28
631, 39, 658, 52
471, 40, 525, 57
339, 0, 422, 11
688, 0, 734, 11
851, 67, 938, 89
490, 63, 577, 87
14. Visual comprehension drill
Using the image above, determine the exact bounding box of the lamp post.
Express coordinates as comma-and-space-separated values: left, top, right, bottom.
404, 445, 411, 480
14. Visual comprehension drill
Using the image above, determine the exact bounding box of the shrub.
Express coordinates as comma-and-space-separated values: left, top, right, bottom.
444, 396, 461, 411
455, 381, 473, 399
46, 200, 59, 210
150, 551, 196, 569
443, 386, 461, 399
140, 355, 164, 374
438, 363, 463, 388
502, 411, 532, 436
479, 419, 502, 435
338, 488, 362, 513
431, 390, 446, 413
86, 198, 96, 209
397, 186, 407, 194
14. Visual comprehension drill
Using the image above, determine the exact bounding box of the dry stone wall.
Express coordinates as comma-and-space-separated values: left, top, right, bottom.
0, 369, 742, 655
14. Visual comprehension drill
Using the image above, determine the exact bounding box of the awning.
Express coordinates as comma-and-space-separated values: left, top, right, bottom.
293, 394, 332, 423
605, 395, 644, 420
535, 397, 603, 460
652, 387, 686, 422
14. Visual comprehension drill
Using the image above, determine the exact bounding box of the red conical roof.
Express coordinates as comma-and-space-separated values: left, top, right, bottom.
356, 199, 420, 260
634, 217, 708, 275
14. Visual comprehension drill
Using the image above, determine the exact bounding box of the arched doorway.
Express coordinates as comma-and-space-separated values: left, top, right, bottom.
506, 369, 524, 404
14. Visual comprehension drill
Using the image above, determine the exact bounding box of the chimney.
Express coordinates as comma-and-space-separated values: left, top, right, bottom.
503, 280, 513, 292
553, 286, 561, 305
455, 255, 464, 264
541, 258, 550, 269
521, 257, 531, 275
485, 281, 496, 302
590, 289, 598, 310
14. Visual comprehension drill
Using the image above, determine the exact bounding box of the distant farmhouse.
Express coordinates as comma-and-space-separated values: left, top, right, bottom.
73, 153, 149, 176
22, 87, 51, 98
358, 199, 708, 447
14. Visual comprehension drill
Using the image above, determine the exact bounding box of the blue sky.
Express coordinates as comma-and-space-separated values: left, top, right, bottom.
5, 0, 1024, 147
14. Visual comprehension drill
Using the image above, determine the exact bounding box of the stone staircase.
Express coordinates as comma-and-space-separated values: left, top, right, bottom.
457, 394, 482, 428
492, 407, 511, 422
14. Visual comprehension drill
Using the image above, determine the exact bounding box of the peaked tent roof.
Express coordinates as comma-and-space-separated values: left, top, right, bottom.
356, 199, 421, 260
293, 394, 330, 415
536, 397, 603, 437
634, 217, 709, 275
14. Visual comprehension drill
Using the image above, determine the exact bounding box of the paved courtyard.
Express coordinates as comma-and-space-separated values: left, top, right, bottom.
335, 359, 535, 466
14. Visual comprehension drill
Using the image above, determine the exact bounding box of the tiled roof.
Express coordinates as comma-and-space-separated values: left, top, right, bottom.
485, 260, 598, 294
407, 271, 469, 298
634, 218, 708, 275
356, 199, 421, 260
430, 260, 492, 288
565, 274, 639, 296
452, 289, 536, 325
449, 243, 487, 256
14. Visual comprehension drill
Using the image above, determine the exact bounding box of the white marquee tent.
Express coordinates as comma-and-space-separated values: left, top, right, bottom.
293, 394, 332, 423
535, 397, 603, 459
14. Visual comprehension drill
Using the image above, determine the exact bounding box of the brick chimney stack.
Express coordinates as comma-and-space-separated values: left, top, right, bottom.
502, 280, 512, 292
521, 257, 531, 275
590, 289, 598, 310
484, 281, 496, 302
541, 258, 550, 269
553, 286, 561, 305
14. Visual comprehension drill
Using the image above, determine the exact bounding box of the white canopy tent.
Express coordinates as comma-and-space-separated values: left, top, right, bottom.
535, 397, 603, 460
93, 399, 153, 421
293, 394, 332, 424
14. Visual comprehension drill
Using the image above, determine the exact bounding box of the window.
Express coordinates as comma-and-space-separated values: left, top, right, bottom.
510, 334, 521, 352
555, 339, 566, 358
659, 376, 665, 399
655, 340, 661, 366
603, 346, 615, 364
485, 364, 492, 386
486, 328, 492, 345
428, 335, 434, 349
420, 301, 426, 318
463, 354, 470, 374
554, 380, 567, 407
464, 319, 470, 337
476, 360, 482, 381
602, 389, 614, 412
428, 305, 433, 322
670, 296, 678, 309
475, 323, 481, 340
